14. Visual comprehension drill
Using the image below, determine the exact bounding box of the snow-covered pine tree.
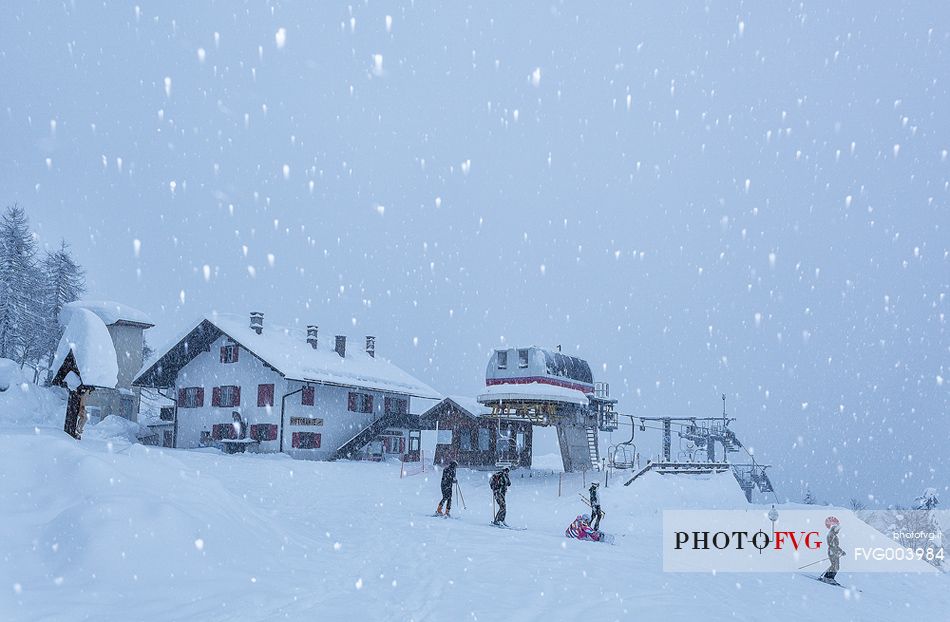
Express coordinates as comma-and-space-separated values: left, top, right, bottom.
0, 205, 43, 365
914, 488, 939, 511
802, 486, 817, 505
40, 240, 86, 382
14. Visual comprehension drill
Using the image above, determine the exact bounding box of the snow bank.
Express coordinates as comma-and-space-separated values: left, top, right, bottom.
2, 428, 948, 621
85, 415, 149, 443
0, 359, 64, 427
51, 307, 118, 389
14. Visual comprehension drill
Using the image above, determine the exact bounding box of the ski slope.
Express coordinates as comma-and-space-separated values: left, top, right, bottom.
2, 425, 948, 621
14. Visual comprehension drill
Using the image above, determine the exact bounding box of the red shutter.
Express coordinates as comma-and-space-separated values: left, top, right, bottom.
234, 386, 242, 407
348, 392, 357, 411
258, 384, 274, 407
233, 347, 239, 362
220, 347, 226, 363
364, 395, 374, 413
178, 389, 186, 407
212, 387, 221, 407
196, 387, 205, 407
302, 386, 314, 406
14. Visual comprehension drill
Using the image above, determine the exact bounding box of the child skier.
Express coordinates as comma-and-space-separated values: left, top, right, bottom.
490, 467, 511, 525
436, 460, 458, 516
565, 514, 604, 542
588, 482, 604, 530
821, 517, 846, 584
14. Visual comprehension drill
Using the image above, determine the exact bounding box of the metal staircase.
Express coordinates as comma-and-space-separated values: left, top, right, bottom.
586, 426, 600, 471
330, 411, 416, 460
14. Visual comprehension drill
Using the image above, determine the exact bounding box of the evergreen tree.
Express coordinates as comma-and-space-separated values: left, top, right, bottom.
802, 486, 817, 505
0, 205, 43, 364
40, 240, 86, 381
914, 488, 939, 511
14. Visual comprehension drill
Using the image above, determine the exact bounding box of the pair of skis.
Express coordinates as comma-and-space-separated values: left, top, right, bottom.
800, 574, 861, 592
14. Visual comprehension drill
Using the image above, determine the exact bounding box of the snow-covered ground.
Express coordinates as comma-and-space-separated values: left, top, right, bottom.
2, 421, 948, 621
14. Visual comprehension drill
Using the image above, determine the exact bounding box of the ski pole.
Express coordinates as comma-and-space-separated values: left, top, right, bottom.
798, 557, 829, 570
456, 481, 466, 510
578, 494, 606, 516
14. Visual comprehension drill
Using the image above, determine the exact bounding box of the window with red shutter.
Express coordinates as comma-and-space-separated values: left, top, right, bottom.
178, 387, 205, 408
214, 386, 241, 408
301, 385, 315, 406
249, 423, 278, 441
257, 384, 275, 407
220, 344, 239, 364
292, 432, 321, 449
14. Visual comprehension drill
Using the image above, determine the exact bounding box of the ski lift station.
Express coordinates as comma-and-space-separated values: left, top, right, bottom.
476, 346, 775, 502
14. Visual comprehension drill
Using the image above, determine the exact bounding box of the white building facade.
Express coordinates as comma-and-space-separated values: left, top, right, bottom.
134, 313, 440, 460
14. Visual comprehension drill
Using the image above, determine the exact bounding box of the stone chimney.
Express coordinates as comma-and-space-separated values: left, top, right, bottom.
250, 311, 264, 335
365, 336, 376, 358
306, 325, 318, 349
334, 335, 346, 358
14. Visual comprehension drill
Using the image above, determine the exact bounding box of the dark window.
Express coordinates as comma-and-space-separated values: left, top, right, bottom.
257, 384, 275, 407
220, 344, 239, 363
163, 431, 174, 447
249, 423, 278, 441
212, 385, 241, 407
497, 350, 508, 369
301, 385, 315, 406
477, 427, 490, 451
459, 428, 472, 451
384, 397, 408, 415
518, 349, 529, 368
177, 387, 204, 408
159, 407, 175, 421
347, 392, 374, 413
292, 432, 321, 449
382, 436, 405, 454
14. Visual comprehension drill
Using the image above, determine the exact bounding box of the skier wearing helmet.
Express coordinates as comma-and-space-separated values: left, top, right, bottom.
436, 460, 458, 517
821, 516, 846, 584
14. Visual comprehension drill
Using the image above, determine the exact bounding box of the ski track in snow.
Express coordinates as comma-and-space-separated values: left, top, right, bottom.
1, 426, 947, 622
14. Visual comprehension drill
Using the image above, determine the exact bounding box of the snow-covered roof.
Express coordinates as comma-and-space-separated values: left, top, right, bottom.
135, 313, 441, 399
62, 300, 154, 328
444, 395, 492, 417
477, 382, 589, 406
52, 307, 119, 389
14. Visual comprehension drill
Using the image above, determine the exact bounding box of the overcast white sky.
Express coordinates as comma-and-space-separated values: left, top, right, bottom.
1, 1, 947, 505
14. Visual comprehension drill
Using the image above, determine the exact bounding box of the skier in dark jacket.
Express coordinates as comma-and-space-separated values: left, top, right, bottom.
588, 482, 604, 530
436, 460, 458, 516
821, 518, 845, 583
491, 467, 511, 525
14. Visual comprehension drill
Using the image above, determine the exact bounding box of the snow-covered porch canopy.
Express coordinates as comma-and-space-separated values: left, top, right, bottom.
133, 313, 441, 399
51, 307, 119, 390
